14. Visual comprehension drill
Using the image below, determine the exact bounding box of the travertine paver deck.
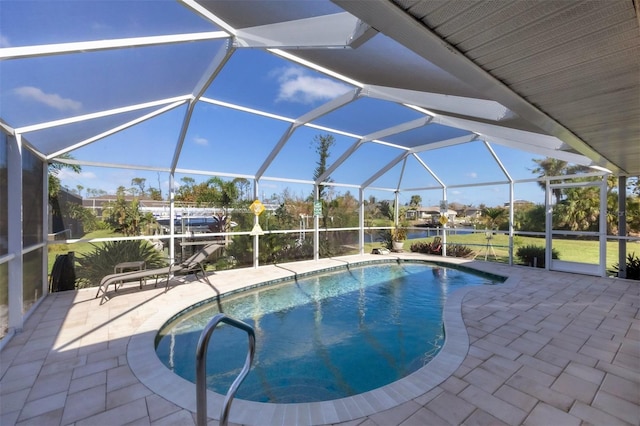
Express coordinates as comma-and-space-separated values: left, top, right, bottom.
1, 254, 638, 425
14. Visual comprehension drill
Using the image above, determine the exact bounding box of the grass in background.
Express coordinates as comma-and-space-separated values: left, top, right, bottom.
48, 230, 124, 272
367, 231, 635, 269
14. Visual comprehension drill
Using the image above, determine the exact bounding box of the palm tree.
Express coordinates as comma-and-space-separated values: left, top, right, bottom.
482, 207, 508, 230
531, 157, 591, 204
531, 158, 568, 203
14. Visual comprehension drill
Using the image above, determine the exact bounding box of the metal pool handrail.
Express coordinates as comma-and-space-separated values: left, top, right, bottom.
195, 313, 256, 426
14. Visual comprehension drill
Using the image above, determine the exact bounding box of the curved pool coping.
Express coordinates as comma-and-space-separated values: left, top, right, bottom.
128, 258, 510, 425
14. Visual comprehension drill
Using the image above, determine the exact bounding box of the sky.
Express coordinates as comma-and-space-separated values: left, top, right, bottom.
1, 0, 551, 208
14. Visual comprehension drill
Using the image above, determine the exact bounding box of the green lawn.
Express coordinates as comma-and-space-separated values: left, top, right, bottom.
48, 229, 125, 272
368, 232, 638, 269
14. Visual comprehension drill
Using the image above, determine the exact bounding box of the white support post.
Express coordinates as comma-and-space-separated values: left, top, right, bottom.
618, 176, 627, 278
599, 176, 607, 277
394, 191, 399, 226
253, 180, 260, 268
41, 159, 48, 296
545, 178, 552, 270
441, 190, 447, 257
314, 185, 320, 261
508, 181, 514, 266
169, 173, 176, 264
359, 188, 365, 255
7, 133, 23, 333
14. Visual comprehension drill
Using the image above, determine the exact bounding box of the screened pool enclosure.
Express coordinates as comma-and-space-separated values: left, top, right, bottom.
1, 1, 639, 344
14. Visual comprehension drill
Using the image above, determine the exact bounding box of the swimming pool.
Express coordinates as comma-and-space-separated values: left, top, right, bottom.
155, 261, 501, 403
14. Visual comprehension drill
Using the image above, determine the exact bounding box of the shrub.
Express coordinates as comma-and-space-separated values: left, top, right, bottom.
515, 244, 559, 268
378, 229, 393, 250
446, 244, 474, 258
75, 240, 168, 288
608, 252, 640, 280
410, 240, 442, 255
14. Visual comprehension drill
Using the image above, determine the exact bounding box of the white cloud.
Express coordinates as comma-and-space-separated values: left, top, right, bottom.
14, 86, 82, 112
193, 136, 208, 146
0, 35, 10, 47
466, 172, 478, 179
272, 66, 350, 104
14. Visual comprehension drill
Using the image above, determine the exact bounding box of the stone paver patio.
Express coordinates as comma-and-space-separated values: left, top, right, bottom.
1, 254, 638, 425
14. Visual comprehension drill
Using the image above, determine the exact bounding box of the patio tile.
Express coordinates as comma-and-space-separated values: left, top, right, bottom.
75, 398, 148, 426
601, 373, 640, 404
505, 373, 574, 412
145, 394, 182, 423
580, 343, 618, 363
438, 376, 468, 395
462, 366, 505, 394
107, 365, 140, 392
150, 409, 194, 426
398, 407, 447, 426
2, 360, 44, 383
493, 384, 537, 413
523, 402, 581, 426
613, 350, 640, 371
68, 371, 107, 394
106, 382, 152, 410
411, 386, 443, 406
596, 360, 638, 384
367, 400, 421, 426
479, 354, 521, 380
563, 361, 605, 385
0, 374, 38, 396
26, 369, 72, 401
570, 401, 633, 426
60, 384, 106, 424
550, 372, 599, 404
460, 384, 527, 425
1, 410, 21, 426
1, 389, 30, 416
462, 409, 508, 426
71, 357, 118, 379
473, 337, 521, 360
514, 365, 556, 387
425, 391, 475, 425
15, 407, 63, 426
17, 391, 67, 422
508, 335, 547, 357
39, 355, 87, 377
592, 390, 640, 425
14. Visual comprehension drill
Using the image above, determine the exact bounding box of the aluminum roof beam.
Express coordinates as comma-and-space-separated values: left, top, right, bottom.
410, 134, 478, 154
14, 96, 192, 135
235, 13, 376, 49
364, 85, 515, 122
0, 32, 229, 61
46, 100, 188, 160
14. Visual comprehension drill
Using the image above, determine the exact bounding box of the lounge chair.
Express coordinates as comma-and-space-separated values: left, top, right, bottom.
430, 236, 442, 254
95, 243, 223, 304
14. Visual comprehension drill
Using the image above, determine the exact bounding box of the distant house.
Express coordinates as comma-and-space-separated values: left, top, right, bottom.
83, 196, 170, 218
455, 207, 482, 222
503, 200, 534, 209
405, 206, 457, 224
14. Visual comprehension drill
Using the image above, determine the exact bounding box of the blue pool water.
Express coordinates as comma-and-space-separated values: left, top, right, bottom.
155, 262, 501, 403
